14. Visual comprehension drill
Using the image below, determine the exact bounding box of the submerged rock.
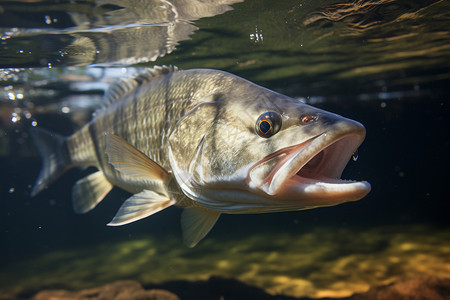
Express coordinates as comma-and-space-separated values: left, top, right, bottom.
349, 276, 450, 300
148, 276, 450, 300
146, 276, 295, 300
3, 276, 450, 300
31, 280, 179, 300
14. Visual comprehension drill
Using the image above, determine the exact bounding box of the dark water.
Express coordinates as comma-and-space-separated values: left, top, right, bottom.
1, 0, 450, 298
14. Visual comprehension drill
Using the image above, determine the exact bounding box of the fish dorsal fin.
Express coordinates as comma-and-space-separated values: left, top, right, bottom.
103, 65, 179, 106
103, 77, 139, 106
181, 207, 221, 248
134, 65, 179, 84
108, 190, 175, 226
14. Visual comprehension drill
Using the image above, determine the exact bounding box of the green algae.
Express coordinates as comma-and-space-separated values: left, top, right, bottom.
1, 224, 449, 298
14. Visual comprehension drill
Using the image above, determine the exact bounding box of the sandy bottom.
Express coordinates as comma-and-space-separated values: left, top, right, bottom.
1, 224, 450, 298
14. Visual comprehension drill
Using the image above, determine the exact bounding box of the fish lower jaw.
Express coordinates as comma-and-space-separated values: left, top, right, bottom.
253, 171, 371, 202
277, 175, 371, 204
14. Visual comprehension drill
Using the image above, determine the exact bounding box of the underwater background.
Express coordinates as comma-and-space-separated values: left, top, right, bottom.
1, 0, 450, 299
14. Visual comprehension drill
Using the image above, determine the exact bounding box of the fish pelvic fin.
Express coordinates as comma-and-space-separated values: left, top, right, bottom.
108, 190, 176, 226
105, 133, 175, 225
181, 207, 221, 248
72, 171, 113, 214
30, 127, 71, 196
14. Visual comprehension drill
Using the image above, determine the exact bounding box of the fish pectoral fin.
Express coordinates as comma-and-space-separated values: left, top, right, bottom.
105, 133, 171, 184
72, 171, 113, 214
181, 207, 221, 248
107, 190, 175, 226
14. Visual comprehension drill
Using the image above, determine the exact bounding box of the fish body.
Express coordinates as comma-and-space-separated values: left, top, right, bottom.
31, 66, 371, 247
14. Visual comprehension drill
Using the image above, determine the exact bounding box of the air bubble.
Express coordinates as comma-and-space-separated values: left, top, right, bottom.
44, 15, 52, 25
11, 113, 20, 123
352, 150, 359, 161
249, 25, 263, 43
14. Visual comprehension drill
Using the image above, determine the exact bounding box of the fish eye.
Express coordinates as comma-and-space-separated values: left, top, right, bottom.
255, 111, 282, 138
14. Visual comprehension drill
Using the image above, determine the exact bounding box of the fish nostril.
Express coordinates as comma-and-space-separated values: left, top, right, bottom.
300, 114, 318, 125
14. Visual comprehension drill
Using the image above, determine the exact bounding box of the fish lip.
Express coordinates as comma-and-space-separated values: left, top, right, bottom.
249, 121, 371, 200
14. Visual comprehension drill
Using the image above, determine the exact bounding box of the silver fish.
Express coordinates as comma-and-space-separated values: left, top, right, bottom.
31, 66, 371, 247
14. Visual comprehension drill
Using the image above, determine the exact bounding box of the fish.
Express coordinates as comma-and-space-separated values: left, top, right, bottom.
30, 66, 371, 247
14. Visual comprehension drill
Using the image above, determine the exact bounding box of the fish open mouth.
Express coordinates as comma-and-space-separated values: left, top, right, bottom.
249, 126, 371, 204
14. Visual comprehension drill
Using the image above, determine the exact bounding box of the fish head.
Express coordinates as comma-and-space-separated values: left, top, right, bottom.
168, 72, 371, 213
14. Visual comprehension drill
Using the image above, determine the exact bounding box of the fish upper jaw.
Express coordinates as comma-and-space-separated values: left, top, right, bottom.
248, 119, 371, 205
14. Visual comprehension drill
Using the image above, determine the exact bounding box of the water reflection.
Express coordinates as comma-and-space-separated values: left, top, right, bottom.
0, 0, 242, 67
300, 0, 450, 82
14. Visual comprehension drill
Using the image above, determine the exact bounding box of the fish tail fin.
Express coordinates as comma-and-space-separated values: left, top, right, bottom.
30, 127, 71, 196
